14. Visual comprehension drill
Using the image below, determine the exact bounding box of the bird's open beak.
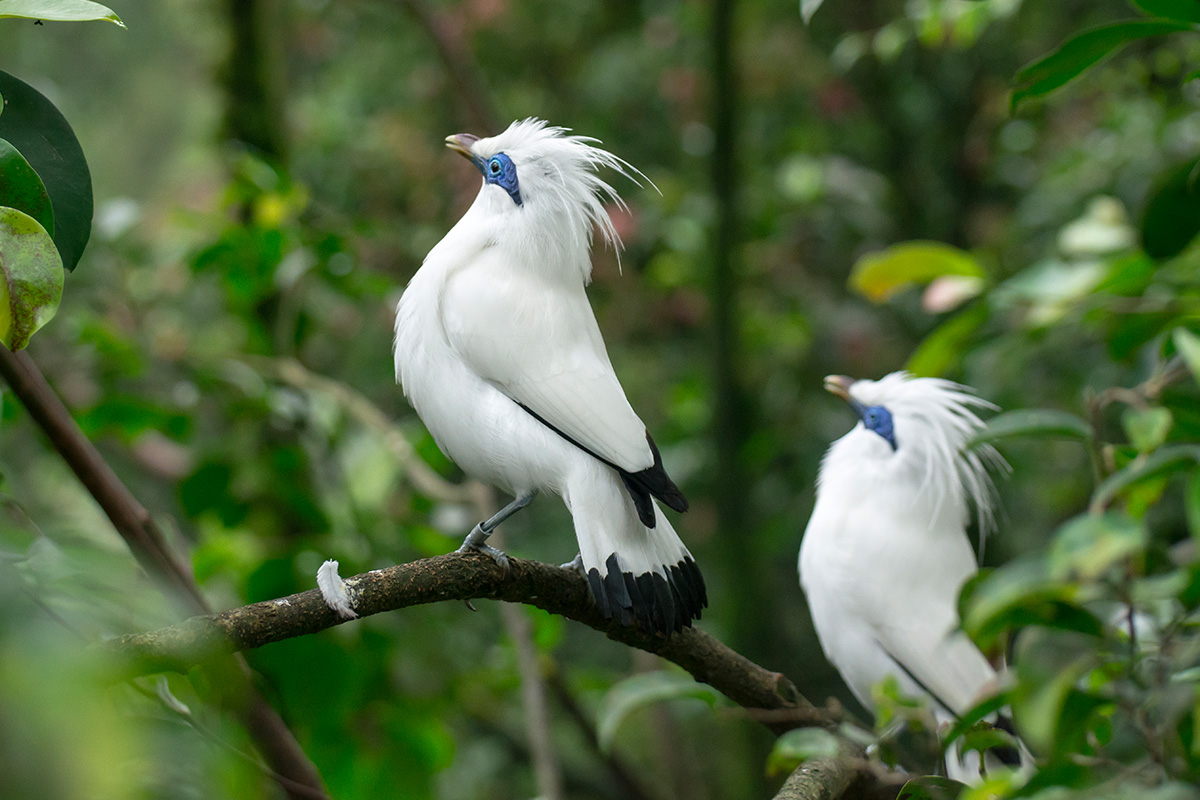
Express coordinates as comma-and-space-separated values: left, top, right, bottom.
445, 133, 481, 161
823, 375, 854, 402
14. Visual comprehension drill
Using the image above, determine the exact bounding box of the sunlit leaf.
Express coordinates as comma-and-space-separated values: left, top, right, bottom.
850, 241, 986, 303
596, 671, 719, 753
0, 70, 92, 271
0, 0, 123, 25
1122, 406, 1173, 453
1049, 513, 1146, 580
765, 727, 840, 776
0, 205, 63, 350
1132, 0, 1200, 24
1142, 158, 1200, 259
1013, 21, 1194, 106
0, 138, 53, 235
968, 409, 1092, 448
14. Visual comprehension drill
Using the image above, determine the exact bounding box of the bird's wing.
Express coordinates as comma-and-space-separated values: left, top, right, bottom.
872, 609, 997, 718
439, 250, 655, 472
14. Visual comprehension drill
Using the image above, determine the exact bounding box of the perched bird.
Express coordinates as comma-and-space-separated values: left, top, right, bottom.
393, 119, 705, 635
798, 372, 1021, 781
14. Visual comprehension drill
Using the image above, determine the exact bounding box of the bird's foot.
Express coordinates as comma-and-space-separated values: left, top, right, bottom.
457, 524, 510, 573
559, 553, 584, 574
316, 559, 358, 619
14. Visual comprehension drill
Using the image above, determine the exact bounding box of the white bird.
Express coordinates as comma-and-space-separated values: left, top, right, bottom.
393, 118, 705, 635
798, 372, 1021, 781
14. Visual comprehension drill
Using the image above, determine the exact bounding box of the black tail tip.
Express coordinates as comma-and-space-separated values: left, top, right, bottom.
586, 554, 707, 636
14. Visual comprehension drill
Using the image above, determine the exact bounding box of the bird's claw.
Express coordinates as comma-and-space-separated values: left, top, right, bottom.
458, 525, 511, 573
559, 553, 584, 574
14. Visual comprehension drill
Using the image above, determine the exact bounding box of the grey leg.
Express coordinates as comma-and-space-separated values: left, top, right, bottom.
457, 490, 538, 571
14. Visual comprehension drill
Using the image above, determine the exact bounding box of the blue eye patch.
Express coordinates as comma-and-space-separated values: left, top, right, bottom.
475, 152, 522, 206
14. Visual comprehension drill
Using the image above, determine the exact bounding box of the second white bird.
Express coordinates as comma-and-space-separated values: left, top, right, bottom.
799, 372, 1020, 781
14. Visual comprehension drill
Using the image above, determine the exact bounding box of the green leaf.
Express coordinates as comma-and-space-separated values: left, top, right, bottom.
596, 671, 719, 753
0, 138, 52, 235
898, 775, 967, 800
1010, 629, 1109, 757
1132, 0, 1200, 24
1091, 444, 1200, 512
0, 205, 63, 350
1122, 406, 1174, 453
1049, 512, 1147, 580
849, 241, 986, 303
1142, 159, 1200, 259
968, 409, 1093, 448
1174, 328, 1200, 385
941, 691, 1012, 750
959, 559, 1104, 650
765, 728, 840, 776
907, 304, 988, 377
1013, 21, 1195, 106
0, 0, 123, 25
0, 70, 92, 271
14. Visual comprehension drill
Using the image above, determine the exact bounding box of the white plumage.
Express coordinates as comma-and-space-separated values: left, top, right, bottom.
798, 372, 1020, 781
394, 119, 705, 634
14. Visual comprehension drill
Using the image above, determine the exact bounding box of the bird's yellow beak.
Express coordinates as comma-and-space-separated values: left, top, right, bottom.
445, 133, 480, 160
823, 375, 855, 402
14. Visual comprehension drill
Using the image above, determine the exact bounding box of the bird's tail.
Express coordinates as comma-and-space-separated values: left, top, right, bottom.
565, 466, 706, 635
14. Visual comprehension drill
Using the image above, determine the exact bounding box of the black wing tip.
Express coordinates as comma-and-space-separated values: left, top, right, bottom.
586, 554, 706, 636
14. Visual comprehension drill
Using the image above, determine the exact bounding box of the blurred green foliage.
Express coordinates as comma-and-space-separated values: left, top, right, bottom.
2, 0, 1200, 798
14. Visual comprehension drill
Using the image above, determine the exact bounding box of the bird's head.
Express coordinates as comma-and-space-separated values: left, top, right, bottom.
820, 371, 1006, 534
445, 118, 641, 262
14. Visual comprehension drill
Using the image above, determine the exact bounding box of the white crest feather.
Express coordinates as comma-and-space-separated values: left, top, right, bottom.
467, 118, 648, 274
843, 371, 1007, 539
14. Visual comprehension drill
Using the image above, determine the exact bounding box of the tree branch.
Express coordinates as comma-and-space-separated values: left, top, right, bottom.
0, 345, 330, 800
97, 552, 810, 722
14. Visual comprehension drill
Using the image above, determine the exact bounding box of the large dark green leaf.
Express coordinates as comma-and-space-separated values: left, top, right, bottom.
1132, 0, 1200, 24
0, 138, 53, 235
1141, 158, 1200, 259
1013, 20, 1195, 106
0, 70, 92, 271
0, 0, 123, 24
0, 205, 63, 349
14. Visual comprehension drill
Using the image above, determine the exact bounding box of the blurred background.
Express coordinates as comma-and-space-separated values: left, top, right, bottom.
1, 0, 1199, 798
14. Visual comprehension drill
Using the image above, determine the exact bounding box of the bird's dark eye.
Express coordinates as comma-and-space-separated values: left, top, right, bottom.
489, 158, 501, 174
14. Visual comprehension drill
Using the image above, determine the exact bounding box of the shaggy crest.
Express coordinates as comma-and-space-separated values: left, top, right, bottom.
469, 118, 647, 259
847, 371, 1007, 543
